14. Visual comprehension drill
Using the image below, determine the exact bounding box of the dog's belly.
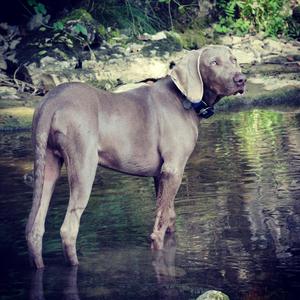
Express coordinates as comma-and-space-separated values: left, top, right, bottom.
97, 97, 162, 176
98, 147, 162, 177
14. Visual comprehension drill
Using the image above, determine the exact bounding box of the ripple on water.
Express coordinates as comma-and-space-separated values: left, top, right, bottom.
1, 108, 300, 299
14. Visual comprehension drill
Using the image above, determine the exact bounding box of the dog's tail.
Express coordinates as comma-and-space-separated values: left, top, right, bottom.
26, 101, 52, 235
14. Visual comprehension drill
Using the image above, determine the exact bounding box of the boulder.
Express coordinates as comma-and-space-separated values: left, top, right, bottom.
23, 47, 184, 92
264, 38, 284, 53
231, 48, 258, 64
127, 43, 144, 53
196, 290, 230, 300
151, 31, 167, 41
27, 14, 50, 31
82, 55, 172, 84
0, 55, 7, 71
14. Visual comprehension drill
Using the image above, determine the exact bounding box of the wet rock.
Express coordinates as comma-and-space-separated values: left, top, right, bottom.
127, 43, 144, 53
25, 55, 78, 89
27, 14, 50, 31
292, 40, 300, 47
0, 23, 21, 65
9, 38, 21, 50
196, 290, 230, 300
220, 35, 232, 46
231, 36, 242, 45
231, 48, 258, 64
6, 52, 18, 64
0, 86, 19, 100
0, 55, 7, 71
137, 33, 152, 41
83, 55, 173, 85
40, 56, 57, 67
151, 31, 167, 41
250, 39, 264, 49
220, 35, 242, 46
264, 38, 284, 53
111, 53, 123, 59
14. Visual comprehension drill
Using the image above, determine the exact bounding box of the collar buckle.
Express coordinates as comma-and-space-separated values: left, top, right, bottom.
191, 100, 214, 119
198, 106, 214, 119
182, 98, 215, 119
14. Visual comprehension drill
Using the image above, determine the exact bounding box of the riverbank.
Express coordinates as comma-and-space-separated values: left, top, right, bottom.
0, 31, 300, 130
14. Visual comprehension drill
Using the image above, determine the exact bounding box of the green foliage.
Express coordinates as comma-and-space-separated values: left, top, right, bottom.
27, 0, 47, 15
215, 0, 296, 37
89, 0, 201, 35
61, 8, 94, 23
91, 1, 164, 35
178, 28, 206, 49
53, 21, 64, 31
73, 23, 88, 36
52, 9, 94, 47
97, 24, 106, 37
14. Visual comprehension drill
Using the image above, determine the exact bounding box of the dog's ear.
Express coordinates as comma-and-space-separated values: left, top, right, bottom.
169, 49, 203, 103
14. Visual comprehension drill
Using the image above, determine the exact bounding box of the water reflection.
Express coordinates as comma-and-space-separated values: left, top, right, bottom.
29, 236, 179, 300
1, 108, 300, 299
152, 234, 177, 282
30, 270, 45, 300
30, 267, 80, 300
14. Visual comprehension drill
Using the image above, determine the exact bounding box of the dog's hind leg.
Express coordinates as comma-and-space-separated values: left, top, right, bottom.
26, 149, 62, 268
59, 139, 98, 266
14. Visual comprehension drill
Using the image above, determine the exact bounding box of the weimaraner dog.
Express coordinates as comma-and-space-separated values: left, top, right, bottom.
26, 45, 246, 268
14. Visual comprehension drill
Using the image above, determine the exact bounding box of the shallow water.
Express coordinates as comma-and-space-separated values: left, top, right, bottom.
1, 107, 300, 300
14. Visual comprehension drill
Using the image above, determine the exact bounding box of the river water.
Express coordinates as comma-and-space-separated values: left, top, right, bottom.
1, 107, 300, 300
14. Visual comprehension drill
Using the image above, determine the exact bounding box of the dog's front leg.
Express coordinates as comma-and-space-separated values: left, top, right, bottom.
151, 164, 183, 250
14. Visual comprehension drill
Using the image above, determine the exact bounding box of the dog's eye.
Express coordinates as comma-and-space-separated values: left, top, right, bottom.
210, 60, 217, 66
232, 58, 237, 64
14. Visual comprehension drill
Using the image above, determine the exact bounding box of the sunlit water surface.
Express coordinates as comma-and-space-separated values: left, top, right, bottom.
1, 108, 300, 300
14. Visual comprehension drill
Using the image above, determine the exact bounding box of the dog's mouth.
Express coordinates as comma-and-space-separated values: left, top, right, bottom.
234, 89, 244, 95
233, 85, 245, 95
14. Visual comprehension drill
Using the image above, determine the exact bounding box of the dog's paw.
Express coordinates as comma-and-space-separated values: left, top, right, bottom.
150, 232, 164, 250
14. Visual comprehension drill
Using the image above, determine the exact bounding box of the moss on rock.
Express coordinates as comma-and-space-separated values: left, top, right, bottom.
178, 28, 207, 49
141, 34, 182, 57
61, 8, 94, 23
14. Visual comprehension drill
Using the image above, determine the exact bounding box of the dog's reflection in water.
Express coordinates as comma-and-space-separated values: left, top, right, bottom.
30, 267, 79, 300
152, 233, 177, 282
29, 269, 44, 300
152, 234, 186, 299
30, 234, 181, 299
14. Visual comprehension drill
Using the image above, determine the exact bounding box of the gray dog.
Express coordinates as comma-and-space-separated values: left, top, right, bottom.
26, 45, 246, 268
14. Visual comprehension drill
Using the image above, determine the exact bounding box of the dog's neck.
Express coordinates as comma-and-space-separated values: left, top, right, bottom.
190, 88, 222, 119
202, 88, 221, 107
167, 76, 220, 119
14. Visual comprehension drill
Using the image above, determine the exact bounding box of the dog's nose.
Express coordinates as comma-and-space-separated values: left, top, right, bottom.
233, 73, 246, 86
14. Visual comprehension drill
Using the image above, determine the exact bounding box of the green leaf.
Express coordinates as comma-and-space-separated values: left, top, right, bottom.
27, 0, 37, 7
178, 6, 185, 14
34, 3, 47, 15
53, 21, 64, 31
213, 23, 229, 33
73, 23, 88, 36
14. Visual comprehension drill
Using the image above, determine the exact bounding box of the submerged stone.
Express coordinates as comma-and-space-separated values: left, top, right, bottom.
196, 290, 230, 300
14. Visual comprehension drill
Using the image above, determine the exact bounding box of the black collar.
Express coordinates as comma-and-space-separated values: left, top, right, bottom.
182, 99, 214, 119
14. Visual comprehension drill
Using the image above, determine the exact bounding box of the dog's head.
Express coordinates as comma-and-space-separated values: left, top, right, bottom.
170, 45, 246, 105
